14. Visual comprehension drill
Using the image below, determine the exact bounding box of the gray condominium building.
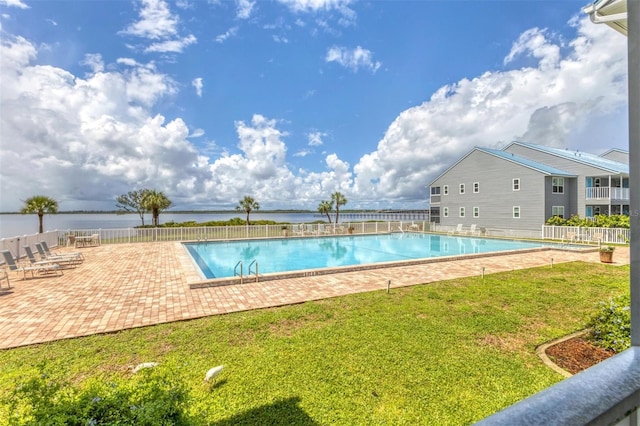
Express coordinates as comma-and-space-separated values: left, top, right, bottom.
428, 141, 629, 231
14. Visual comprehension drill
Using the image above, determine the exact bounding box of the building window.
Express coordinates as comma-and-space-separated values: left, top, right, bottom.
459, 207, 465, 217
552, 206, 564, 218
473, 207, 479, 218
513, 178, 520, 191
473, 182, 479, 193
443, 185, 449, 195
513, 206, 520, 218
431, 187, 440, 195
443, 207, 449, 217
459, 184, 465, 194
552, 177, 564, 194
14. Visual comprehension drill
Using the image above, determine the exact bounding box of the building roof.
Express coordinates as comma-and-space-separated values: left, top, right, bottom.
600, 147, 629, 157
477, 148, 576, 177
505, 141, 629, 174
428, 146, 575, 187
583, 0, 627, 36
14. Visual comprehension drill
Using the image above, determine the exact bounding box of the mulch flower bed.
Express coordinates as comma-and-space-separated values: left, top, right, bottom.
546, 336, 615, 375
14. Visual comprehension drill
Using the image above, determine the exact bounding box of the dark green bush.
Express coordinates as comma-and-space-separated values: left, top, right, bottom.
586, 293, 631, 353
137, 217, 283, 228
4, 366, 199, 425
546, 214, 630, 229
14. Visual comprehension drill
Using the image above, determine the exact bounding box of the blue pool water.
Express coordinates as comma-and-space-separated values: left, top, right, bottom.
184, 233, 558, 279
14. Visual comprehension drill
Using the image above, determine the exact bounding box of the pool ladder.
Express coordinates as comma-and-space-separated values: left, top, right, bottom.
234, 259, 259, 283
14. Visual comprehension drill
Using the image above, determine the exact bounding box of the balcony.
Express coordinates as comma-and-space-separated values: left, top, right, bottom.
585, 187, 630, 201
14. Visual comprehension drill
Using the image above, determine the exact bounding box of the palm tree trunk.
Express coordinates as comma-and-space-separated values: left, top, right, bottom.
38, 212, 44, 233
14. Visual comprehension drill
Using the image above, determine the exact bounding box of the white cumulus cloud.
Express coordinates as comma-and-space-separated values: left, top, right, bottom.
0, 16, 629, 212
120, 0, 196, 54
326, 45, 381, 73
192, 77, 203, 97
236, 0, 255, 19
352, 17, 627, 205
0, 0, 29, 9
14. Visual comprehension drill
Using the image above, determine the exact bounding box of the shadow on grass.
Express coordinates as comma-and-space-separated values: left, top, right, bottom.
212, 396, 317, 426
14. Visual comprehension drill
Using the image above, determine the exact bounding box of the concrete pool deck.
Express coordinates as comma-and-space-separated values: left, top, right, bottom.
0, 241, 630, 350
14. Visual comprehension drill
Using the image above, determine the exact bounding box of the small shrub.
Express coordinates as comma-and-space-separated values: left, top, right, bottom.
545, 214, 630, 229
586, 294, 631, 353
4, 366, 198, 425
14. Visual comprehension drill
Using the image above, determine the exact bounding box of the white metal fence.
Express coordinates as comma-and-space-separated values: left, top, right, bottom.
63, 221, 432, 244
0, 231, 59, 260
541, 225, 630, 244
0, 221, 433, 254
1, 222, 627, 264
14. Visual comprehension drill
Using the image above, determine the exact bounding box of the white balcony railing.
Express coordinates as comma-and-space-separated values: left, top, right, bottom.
586, 187, 630, 201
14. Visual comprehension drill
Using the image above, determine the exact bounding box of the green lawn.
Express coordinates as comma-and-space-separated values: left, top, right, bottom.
0, 262, 629, 425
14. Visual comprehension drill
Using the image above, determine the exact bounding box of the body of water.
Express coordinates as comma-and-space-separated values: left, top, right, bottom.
0, 212, 321, 240
185, 233, 550, 279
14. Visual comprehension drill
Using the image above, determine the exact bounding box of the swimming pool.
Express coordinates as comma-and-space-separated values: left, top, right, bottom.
184, 233, 566, 280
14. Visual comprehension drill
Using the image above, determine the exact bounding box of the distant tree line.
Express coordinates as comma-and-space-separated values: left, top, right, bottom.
18, 190, 350, 233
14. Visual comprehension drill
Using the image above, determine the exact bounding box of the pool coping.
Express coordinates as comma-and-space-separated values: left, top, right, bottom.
188, 242, 598, 289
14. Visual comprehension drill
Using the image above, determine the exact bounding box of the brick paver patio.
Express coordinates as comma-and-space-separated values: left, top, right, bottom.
0, 241, 630, 350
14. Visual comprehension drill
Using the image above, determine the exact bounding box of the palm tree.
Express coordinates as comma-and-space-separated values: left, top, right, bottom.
331, 191, 347, 223
20, 195, 59, 233
318, 200, 333, 223
236, 196, 260, 225
141, 190, 172, 227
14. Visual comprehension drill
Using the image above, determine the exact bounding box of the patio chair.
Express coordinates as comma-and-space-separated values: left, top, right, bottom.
466, 224, 481, 236
318, 223, 333, 235
36, 242, 83, 262
1, 250, 62, 279
590, 232, 604, 244
447, 224, 463, 235
24, 246, 77, 268
565, 231, 578, 243
0, 267, 10, 290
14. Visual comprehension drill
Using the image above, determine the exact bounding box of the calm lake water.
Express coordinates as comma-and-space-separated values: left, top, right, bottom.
0, 212, 322, 239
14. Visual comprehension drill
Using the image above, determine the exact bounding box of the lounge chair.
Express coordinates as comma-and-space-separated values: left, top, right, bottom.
36, 242, 83, 262
32, 243, 82, 267
316, 224, 332, 235
1, 250, 62, 279
466, 224, 480, 236
447, 224, 463, 235
565, 231, 578, 243
24, 246, 77, 268
590, 232, 604, 244
293, 224, 304, 236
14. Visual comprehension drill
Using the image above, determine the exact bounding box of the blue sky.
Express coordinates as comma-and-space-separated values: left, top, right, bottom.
0, 0, 629, 212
